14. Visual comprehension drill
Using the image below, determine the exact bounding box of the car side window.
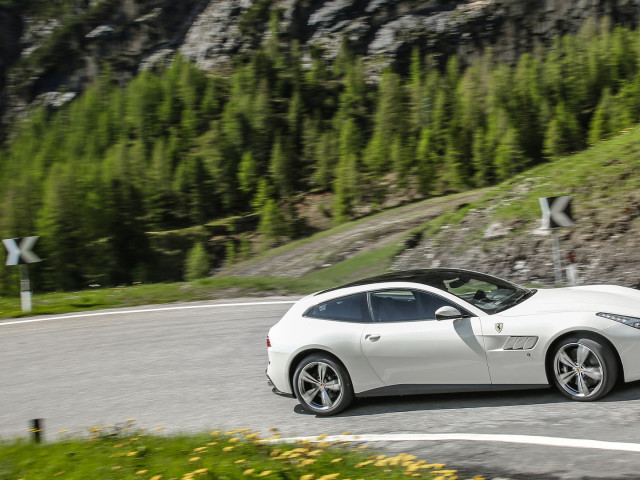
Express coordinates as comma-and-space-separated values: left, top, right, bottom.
369, 289, 464, 322
306, 293, 371, 323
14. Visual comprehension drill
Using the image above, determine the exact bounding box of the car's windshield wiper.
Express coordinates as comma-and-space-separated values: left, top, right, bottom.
494, 288, 537, 313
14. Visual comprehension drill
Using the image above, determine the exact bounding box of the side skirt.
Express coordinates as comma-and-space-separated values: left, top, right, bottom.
355, 384, 550, 398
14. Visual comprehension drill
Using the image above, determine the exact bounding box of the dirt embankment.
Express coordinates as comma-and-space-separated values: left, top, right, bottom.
219, 190, 485, 278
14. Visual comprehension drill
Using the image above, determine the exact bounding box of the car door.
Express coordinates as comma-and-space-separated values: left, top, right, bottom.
361, 289, 491, 386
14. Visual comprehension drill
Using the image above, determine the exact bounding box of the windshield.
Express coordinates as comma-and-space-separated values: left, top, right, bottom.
430, 271, 534, 314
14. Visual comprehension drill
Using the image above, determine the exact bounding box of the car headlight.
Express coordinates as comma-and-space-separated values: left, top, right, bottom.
597, 312, 640, 329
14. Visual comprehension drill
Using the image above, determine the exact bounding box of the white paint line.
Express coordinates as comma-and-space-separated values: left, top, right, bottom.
0, 300, 297, 327
272, 433, 640, 453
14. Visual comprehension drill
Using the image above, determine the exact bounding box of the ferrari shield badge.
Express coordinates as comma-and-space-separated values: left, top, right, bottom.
495, 323, 503, 333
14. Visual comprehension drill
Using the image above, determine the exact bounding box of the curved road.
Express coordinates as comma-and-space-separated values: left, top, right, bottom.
2, 298, 640, 479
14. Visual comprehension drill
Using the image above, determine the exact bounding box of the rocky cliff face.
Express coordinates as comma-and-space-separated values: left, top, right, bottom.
0, 8, 22, 118
1, 0, 206, 130
180, 0, 640, 76
3, 0, 640, 125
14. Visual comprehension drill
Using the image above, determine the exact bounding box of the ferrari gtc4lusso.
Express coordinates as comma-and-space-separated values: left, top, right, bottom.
266, 269, 640, 415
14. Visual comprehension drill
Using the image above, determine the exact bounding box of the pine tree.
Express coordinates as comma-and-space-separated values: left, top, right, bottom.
364, 70, 406, 174
269, 136, 294, 198
259, 198, 287, 241
333, 118, 361, 223
494, 127, 524, 181
543, 103, 582, 159
185, 243, 210, 281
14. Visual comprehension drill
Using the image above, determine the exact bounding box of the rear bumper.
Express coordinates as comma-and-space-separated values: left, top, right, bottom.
266, 370, 294, 398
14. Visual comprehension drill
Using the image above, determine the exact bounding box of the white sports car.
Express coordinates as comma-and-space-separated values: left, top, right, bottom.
266, 268, 640, 415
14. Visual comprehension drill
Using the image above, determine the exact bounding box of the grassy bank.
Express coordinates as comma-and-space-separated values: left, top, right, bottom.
0, 240, 400, 318
1, 427, 479, 480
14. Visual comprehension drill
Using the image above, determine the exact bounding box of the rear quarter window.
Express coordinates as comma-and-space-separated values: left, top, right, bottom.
305, 293, 370, 323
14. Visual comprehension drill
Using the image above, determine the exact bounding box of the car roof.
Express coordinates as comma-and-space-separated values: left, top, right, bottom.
315, 268, 482, 295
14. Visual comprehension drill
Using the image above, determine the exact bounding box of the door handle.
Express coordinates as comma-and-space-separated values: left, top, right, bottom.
365, 334, 381, 342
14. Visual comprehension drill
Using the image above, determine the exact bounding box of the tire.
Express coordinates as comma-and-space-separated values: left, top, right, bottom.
551, 336, 617, 401
293, 354, 354, 416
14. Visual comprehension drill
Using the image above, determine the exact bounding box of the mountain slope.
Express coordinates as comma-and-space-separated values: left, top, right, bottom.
219, 125, 640, 288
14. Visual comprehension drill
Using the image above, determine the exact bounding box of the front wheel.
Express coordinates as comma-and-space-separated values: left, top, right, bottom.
551, 337, 617, 401
293, 354, 354, 416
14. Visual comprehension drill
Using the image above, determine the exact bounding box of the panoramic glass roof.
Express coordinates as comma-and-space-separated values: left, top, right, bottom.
316, 268, 519, 295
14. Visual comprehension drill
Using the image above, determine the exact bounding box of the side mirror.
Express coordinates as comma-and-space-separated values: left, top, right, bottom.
435, 306, 463, 321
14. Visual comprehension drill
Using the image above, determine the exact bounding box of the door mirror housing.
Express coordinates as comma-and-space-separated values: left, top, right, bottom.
435, 306, 463, 321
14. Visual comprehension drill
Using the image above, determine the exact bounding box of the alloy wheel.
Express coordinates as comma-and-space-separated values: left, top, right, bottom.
296, 361, 343, 411
553, 342, 604, 398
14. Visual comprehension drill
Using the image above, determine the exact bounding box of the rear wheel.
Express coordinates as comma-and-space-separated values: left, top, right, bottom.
293, 354, 354, 416
551, 337, 617, 401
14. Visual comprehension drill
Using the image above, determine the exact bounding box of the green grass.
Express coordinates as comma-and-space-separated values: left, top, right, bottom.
0, 427, 466, 480
487, 125, 640, 222
405, 125, 640, 250
0, 278, 306, 318
0, 245, 401, 318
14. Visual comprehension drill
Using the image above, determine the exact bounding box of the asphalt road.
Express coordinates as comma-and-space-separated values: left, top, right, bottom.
2, 298, 640, 479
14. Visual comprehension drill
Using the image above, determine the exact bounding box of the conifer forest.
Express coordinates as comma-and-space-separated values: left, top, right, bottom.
1, 17, 639, 294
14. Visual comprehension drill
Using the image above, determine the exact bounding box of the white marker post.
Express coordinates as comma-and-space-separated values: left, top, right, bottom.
3, 236, 42, 313
539, 197, 575, 286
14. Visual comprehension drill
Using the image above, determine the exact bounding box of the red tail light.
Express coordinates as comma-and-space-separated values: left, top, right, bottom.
266, 335, 271, 348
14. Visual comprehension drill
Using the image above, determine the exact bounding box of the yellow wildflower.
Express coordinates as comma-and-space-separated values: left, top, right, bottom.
223, 446, 234, 452
315, 433, 328, 440
235, 459, 246, 464
259, 471, 273, 476
150, 476, 163, 480
318, 474, 340, 480
193, 447, 207, 452
189, 457, 201, 462
136, 470, 149, 475
126, 451, 138, 457
112, 466, 121, 470
300, 475, 315, 480
154, 426, 165, 431
229, 437, 239, 443
331, 458, 343, 463
211, 430, 221, 435
243, 469, 255, 475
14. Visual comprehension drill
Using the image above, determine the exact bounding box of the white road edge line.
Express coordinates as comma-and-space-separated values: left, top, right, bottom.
271, 434, 640, 453
0, 300, 297, 327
